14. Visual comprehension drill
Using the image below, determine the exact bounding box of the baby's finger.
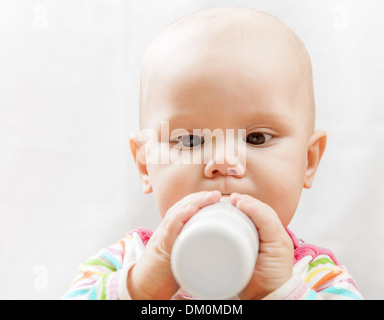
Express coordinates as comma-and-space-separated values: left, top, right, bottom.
230, 193, 287, 243
165, 190, 222, 218
159, 190, 222, 252
164, 191, 221, 231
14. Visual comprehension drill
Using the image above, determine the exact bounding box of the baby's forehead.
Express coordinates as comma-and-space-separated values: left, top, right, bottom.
143, 8, 303, 65
140, 7, 314, 131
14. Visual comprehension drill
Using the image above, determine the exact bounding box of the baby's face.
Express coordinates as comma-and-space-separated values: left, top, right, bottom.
133, 10, 324, 227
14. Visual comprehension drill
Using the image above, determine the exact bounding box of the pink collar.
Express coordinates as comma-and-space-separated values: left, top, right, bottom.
286, 228, 339, 265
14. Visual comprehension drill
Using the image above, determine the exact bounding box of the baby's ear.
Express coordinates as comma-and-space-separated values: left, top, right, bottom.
304, 129, 327, 189
129, 133, 153, 194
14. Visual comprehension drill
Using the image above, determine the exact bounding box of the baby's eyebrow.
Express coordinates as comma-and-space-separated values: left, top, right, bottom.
154, 110, 293, 134
242, 111, 293, 124
158, 112, 201, 129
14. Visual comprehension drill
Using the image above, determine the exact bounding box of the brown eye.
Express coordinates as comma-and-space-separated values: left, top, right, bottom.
246, 132, 272, 145
177, 135, 204, 148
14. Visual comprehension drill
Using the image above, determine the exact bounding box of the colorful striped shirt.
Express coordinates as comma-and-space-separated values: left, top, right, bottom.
62, 227, 363, 300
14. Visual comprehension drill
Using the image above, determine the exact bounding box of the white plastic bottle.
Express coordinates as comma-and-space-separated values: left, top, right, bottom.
171, 196, 259, 300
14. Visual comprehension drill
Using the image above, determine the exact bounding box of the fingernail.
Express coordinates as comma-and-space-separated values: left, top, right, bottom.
229, 193, 239, 204
207, 190, 221, 199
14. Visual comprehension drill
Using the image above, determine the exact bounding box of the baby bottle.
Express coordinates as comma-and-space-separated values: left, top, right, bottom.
171, 196, 259, 300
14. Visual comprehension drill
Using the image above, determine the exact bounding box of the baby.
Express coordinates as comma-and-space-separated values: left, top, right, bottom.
63, 7, 363, 300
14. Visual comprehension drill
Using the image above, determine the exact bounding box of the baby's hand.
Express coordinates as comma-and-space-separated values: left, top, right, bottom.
127, 190, 222, 299
230, 193, 294, 300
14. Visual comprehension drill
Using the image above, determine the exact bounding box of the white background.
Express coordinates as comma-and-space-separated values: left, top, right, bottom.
1, 0, 383, 299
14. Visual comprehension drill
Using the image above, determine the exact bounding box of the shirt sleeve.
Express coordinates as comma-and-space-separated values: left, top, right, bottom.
262, 255, 363, 300
61, 231, 146, 300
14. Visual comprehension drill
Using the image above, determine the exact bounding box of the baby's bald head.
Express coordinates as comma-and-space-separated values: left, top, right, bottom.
139, 7, 315, 134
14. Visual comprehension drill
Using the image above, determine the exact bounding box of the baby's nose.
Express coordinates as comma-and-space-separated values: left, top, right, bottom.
204, 155, 245, 178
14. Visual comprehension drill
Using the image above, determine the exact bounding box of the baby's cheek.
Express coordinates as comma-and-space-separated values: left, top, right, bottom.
251, 169, 302, 227
149, 164, 197, 217
272, 182, 302, 227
